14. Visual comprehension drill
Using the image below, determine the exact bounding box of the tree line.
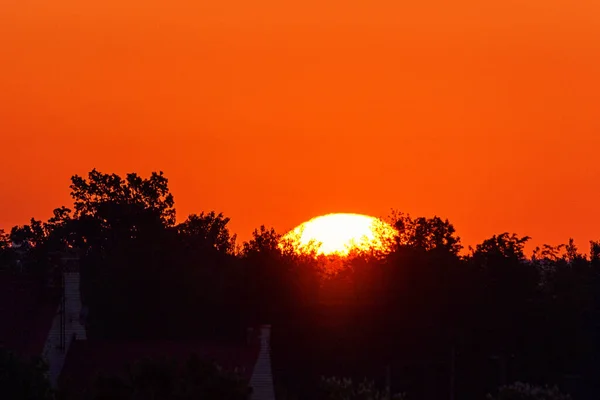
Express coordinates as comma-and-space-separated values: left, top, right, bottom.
1, 169, 599, 399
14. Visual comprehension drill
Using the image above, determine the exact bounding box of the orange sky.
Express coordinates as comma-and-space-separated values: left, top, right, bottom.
1, 0, 599, 250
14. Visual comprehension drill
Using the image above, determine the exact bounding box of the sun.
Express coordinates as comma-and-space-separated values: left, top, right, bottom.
281, 213, 397, 256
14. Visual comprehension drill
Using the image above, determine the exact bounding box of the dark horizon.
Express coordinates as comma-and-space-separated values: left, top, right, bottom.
2, 169, 599, 400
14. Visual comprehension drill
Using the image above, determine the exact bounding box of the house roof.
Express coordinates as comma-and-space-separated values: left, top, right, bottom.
59, 338, 261, 395
0, 273, 60, 358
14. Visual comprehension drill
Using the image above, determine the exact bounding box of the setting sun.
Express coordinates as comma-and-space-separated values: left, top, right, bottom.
281, 213, 397, 256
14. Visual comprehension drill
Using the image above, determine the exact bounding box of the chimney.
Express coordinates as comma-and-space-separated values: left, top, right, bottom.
63, 272, 87, 340
42, 259, 87, 388
249, 325, 276, 400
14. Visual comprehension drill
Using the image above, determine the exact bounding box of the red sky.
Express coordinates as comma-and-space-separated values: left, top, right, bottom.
1, 0, 599, 250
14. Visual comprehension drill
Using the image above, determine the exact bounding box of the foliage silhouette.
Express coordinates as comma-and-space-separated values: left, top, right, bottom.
389, 210, 462, 255
2, 169, 600, 400
320, 376, 406, 400
177, 212, 238, 255
89, 354, 251, 400
0, 349, 54, 400
487, 382, 572, 400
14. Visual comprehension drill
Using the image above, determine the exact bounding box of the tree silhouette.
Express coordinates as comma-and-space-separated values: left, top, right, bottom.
64, 170, 179, 338
89, 355, 251, 400
4, 168, 600, 400
488, 382, 572, 400
242, 225, 281, 256
68, 169, 175, 256
177, 212, 238, 255
70, 169, 175, 226
0, 350, 54, 400
389, 210, 462, 255
0, 229, 9, 249
10, 218, 46, 248
472, 233, 531, 263
589, 240, 600, 263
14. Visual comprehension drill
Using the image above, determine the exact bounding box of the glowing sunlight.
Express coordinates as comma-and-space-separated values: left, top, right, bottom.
281, 213, 397, 256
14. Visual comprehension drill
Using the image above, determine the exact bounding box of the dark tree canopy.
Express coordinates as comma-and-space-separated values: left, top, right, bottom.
0, 350, 54, 400
90, 355, 251, 400
242, 225, 282, 256
2, 168, 600, 400
0, 229, 9, 249
472, 232, 531, 263
177, 211, 237, 255
10, 219, 46, 248
390, 210, 462, 255
70, 169, 175, 238
590, 240, 600, 262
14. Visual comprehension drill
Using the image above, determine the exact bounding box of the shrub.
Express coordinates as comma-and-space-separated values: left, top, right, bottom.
488, 382, 572, 400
